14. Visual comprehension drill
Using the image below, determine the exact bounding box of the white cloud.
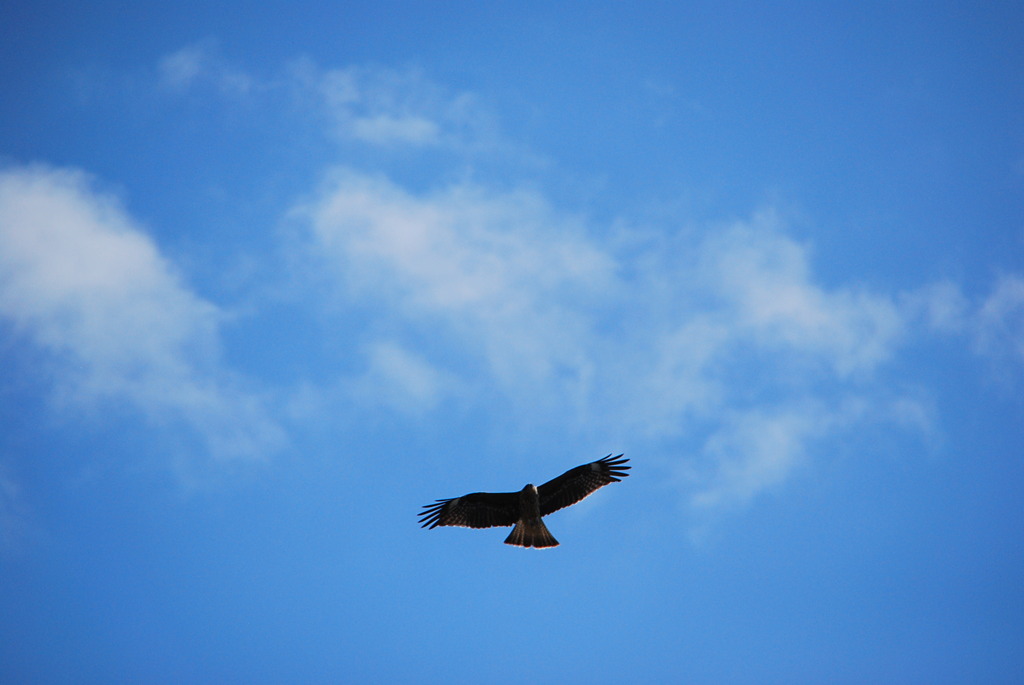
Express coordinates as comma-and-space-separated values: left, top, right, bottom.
299, 169, 614, 402
297, 168, 931, 512
619, 315, 732, 439
349, 340, 460, 414
897, 274, 1024, 371
158, 44, 206, 90
0, 164, 284, 462
351, 113, 440, 146
313, 65, 490, 148
692, 406, 824, 510
156, 45, 501, 151
157, 42, 255, 96
974, 274, 1024, 364
0, 460, 29, 554
700, 217, 905, 376
900, 280, 970, 334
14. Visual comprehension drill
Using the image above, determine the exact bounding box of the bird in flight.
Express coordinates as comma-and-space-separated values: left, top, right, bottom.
419, 454, 630, 548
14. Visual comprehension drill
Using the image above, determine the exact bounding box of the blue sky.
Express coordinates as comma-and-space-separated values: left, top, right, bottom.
2, 2, 1023, 682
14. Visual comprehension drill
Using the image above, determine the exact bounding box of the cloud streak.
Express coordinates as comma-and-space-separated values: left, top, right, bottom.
309, 63, 497, 150
296, 168, 943, 512
158, 41, 256, 96
157, 43, 499, 152
0, 164, 285, 463
299, 169, 614, 401
0, 459, 30, 554
974, 274, 1024, 365
699, 219, 905, 376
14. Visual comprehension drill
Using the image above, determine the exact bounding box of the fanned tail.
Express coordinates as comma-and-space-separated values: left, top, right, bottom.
504, 518, 559, 548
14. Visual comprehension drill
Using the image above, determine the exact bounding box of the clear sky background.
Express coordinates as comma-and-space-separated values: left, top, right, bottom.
2, 2, 1023, 683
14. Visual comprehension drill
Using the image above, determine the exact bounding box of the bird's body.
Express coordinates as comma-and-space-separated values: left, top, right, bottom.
504, 484, 557, 548
419, 454, 630, 548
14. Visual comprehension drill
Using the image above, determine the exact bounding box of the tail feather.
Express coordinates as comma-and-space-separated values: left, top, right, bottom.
504, 519, 559, 548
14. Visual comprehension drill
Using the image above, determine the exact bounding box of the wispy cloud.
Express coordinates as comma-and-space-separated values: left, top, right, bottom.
157, 43, 499, 152
900, 280, 970, 334
0, 164, 285, 463
974, 274, 1024, 365
0, 459, 30, 554
157, 41, 255, 96
692, 405, 825, 510
900, 274, 1024, 375
298, 168, 614, 404
307, 63, 496, 149
347, 340, 462, 414
295, 167, 941, 512
295, 162, 1020, 514
699, 218, 905, 377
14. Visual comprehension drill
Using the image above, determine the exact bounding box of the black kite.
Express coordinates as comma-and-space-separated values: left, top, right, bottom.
419, 454, 630, 548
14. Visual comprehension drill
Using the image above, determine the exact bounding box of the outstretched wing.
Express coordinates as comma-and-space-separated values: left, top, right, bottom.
538, 454, 630, 517
419, 492, 520, 529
